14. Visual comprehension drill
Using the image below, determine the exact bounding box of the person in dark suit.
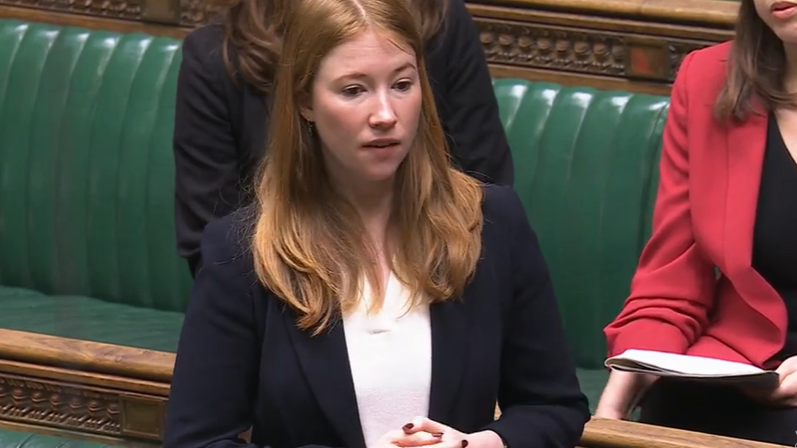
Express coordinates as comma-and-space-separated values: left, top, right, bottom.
163, 0, 589, 447
173, 0, 515, 277
594, 0, 797, 444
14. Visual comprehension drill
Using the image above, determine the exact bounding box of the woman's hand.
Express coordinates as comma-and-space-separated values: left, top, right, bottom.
741, 356, 797, 407
387, 417, 503, 448
594, 370, 658, 419
372, 428, 443, 448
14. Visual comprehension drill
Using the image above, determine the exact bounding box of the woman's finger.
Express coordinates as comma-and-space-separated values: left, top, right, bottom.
402, 417, 448, 435
770, 371, 797, 403
391, 432, 444, 447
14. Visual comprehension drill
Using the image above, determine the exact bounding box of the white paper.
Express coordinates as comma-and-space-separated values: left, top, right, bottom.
605, 349, 779, 388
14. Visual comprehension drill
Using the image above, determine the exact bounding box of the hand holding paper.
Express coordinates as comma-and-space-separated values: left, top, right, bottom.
605, 349, 779, 389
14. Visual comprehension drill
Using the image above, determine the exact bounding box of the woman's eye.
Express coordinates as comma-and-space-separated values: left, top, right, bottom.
394, 80, 413, 91
342, 86, 363, 97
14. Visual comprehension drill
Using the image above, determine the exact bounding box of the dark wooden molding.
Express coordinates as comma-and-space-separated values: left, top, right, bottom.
0, 0, 739, 93
0, 330, 171, 443
466, 0, 735, 93
0, 366, 168, 443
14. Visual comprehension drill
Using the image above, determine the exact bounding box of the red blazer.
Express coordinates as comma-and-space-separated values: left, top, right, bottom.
604, 41, 788, 369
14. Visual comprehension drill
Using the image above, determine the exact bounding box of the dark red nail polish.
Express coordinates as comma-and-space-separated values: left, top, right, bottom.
403, 423, 414, 431
461, 441, 468, 448
432, 432, 444, 438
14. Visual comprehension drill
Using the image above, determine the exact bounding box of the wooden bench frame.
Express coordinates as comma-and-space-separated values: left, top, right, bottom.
0, 329, 170, 446
0, 329, 788, 448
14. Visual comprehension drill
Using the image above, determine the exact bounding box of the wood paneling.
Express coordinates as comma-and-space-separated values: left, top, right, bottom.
0, 0, 739, 92
469, 0, 737, 93
0, 330, 171, 443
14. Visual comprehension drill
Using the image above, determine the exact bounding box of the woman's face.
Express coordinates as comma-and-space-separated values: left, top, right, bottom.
755, 0, 797, 43
300, 29, 422, 192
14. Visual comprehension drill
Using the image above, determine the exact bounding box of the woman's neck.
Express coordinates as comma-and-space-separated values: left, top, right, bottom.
783, 41, 797, 93
332, 176, 395, 259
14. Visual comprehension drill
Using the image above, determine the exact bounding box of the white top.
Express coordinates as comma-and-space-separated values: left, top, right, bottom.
342, 272, 432, 448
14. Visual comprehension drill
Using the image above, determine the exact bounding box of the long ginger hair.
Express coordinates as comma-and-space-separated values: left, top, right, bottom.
251, 0, 483, 335
221, 0, 448, 93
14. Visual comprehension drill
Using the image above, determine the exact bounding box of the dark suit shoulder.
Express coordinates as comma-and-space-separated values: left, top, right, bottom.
182, 24, 226, 62
180, 24, 242, 89
200, 205, 257, 272
481, 184, 526, 229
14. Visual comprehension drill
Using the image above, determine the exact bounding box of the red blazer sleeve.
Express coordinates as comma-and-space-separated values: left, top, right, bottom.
604, 51, 719, 357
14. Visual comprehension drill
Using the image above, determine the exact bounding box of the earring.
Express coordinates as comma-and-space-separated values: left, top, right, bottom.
307, 120, 314, 137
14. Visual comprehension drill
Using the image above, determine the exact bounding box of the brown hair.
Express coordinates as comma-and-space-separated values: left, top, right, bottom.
221, 0, 448, 93
250, 0, 483, 335
715, 0, 796, 120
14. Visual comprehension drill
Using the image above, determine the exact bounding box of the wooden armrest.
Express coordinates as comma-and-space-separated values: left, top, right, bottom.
582, 417, 786, 448
0, 329, 175, 443
0, 328, 174, 382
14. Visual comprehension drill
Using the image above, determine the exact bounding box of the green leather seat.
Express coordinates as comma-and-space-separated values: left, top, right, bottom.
0, 19, 190, 352
492, 78, 670, 410
0, 429, 113, 448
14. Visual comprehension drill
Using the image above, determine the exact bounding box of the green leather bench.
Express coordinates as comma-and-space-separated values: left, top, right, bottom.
0, 18, 670, 441
0, 430, 114, 448
0, 19, 190, 353
493, 79, 669, 408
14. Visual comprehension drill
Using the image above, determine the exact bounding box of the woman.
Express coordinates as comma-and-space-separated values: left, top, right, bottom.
163, 0, 589, 447
594, 0, 797, 444
173, 0, 514, 277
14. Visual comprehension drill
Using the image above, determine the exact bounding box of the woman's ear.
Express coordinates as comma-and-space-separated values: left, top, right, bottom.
298, 92, 314, 122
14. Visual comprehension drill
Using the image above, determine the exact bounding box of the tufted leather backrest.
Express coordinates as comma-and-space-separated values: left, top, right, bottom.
493, 79, 670, 369
0, 19, 192, 312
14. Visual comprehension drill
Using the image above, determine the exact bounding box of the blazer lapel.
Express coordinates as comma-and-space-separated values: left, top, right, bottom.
427, 296, 470, 423
724, 109, 786, 356
724, 110, 766, 276
283, 314, 366, 448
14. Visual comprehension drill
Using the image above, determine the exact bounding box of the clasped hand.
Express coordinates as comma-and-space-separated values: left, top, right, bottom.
741, 355, 797, 407
374, 417, 469, 448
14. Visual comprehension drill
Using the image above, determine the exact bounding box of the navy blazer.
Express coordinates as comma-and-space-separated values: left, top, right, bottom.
164, 185, 590, 448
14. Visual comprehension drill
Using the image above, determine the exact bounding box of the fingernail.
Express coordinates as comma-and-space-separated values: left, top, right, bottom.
432, 432, 444, 438
402, 423, 414, 431
461, 441, 468, 448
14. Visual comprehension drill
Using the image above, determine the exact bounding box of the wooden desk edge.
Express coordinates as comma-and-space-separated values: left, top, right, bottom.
0, 328, 175, 383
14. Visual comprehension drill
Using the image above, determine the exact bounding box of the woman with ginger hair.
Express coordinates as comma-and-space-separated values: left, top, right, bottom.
163, 0, 589, 447
173, 0, 514, 277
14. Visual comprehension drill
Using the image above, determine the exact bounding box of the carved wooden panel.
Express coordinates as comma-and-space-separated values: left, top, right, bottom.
179, 0, 222, 26
0, 0, 737, 92
478, 21, 627, 77
0, 371, 166, 442
472, 15, 723, 88
0, 0, 142, 20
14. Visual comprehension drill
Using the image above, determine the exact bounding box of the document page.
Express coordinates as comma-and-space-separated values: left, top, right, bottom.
605, 349, 779, 388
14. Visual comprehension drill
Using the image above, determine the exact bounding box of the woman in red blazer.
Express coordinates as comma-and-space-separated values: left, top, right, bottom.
594, 0, 797, 444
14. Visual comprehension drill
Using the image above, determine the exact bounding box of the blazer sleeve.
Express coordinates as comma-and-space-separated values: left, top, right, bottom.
163, 217, 338, 448
439, 0, 514, 186
173, 30, 243, 277
603, 51, 717, 357
483, 187, 590, 448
